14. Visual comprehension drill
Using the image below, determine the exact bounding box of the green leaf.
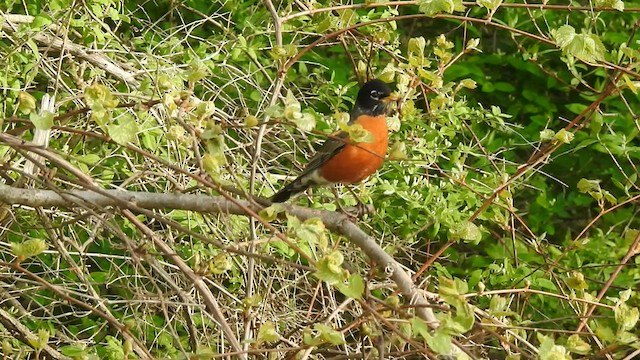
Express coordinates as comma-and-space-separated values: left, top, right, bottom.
268, 240, 296, 259
425, 328, 452, 355
553, 129, 574, 144
314, 250, 347, 285
578, 178, 601, 194
566, 272, 588, 291
294, 217, 328, 251
107, 117, 139, 145
416, 0, 464, 16
445, 303, 475, 334
345, 123, 373, 143
336, 273, 365, 299
408, 37, 427, 66
85, 83, 119, 111
594, 0, 624, 11
283, 90, 302, 120
259, 204, 284, 222
553, 25, 606, 63
30, 111, 54, 130
411, 317, 431, 340
303, 324, 345, 346
186, 60, 210, 84
448, 221, 481, 243
619, 289, 632, 303
75, 154, 102, 165
2, 341, 12, 357
11, 239, 48, 261
537, 334, 571, 360
439, 276, 469, 297
477, 0, 502, 10
269, 45, 296, 60
60, 345, 88, 357
533, 278, 557, 291
554, 25, 577, 49
256, 321, 280, 346
460, 78, 477, 89
566, 334, 591, 355
615, 303, 639, 332
244, 115, 259, 127
31, 14, 53, 29
26, 328, 48, 351
293, 111, 316, 132
202, 153, 222, 177
18, 91, 36, 114
617, 331, 638, 344
389, 141, 408, 160
594, 322, 616, 343
103, 336, 124, 360
489, 295, 507, 314
540, 129, 555, 141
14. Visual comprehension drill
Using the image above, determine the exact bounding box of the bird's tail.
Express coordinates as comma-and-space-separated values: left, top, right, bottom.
271, 178, 310, 203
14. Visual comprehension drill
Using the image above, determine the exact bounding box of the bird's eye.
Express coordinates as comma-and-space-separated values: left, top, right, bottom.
370, 90, 380, 100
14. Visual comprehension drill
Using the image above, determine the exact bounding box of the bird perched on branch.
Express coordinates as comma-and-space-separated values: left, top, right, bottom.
272, 79, 397, 203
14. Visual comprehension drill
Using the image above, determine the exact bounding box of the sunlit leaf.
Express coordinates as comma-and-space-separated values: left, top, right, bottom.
336, 273, 365, 299
566, 334, 591, 355
18, 91, 36, 114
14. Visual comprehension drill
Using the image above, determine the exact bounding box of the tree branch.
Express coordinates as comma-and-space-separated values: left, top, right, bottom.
0, 184, 440, 327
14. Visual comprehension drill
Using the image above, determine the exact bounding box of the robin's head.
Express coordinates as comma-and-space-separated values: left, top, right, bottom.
354, 79, 396, 116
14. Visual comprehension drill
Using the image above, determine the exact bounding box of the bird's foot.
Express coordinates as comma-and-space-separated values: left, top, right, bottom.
338, 202, 375, 219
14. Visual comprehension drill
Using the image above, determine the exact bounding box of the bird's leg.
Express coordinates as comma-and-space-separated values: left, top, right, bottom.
346, 185, 372, 217
330, 186, 372, 218
330, 187, 357, 218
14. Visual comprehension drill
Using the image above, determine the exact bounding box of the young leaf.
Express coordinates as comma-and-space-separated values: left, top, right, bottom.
107, 119, 139, 145
294, 217, 328, 251
540, 129, 555, 141
595, 0, 624, 11
85, 83, 119, 111
259, 204, 284, 222
11, 239, 48, 261
577, 178, 601, 194
553, 25, 606, 63
448, 221, 482, 243
425, 329, 452, 355
416, 0, 464, 16
346, 123, 374, 143
303, 324, 345, 346
336, 273, 365, 299
537, 334, 571, 360
553, 129, 574, 144
615, 303, 639, 332
314, 251, 347, 285
18, 91, 37, 114
30, 111, 54, 130
256, 321, 280, 346
566, 272, 588, 291
477, 0, 502, 11
566, 334, 591, 355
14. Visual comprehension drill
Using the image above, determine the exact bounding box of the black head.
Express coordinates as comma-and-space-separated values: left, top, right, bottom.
354, 79, 395, 116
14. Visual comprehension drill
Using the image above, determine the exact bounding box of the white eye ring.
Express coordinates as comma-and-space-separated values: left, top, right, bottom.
370, 90, 380, 100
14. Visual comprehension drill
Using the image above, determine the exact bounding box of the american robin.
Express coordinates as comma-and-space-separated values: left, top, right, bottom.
271, 79, 396, 203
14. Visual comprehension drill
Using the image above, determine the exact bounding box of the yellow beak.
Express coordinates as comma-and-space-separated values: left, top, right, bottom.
381, 93, 399, 103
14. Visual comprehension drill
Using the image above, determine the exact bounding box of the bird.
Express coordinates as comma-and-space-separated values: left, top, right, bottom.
271, 79, 397, 203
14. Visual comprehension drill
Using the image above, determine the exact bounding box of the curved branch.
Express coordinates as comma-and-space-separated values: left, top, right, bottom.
0, 184, 439, 327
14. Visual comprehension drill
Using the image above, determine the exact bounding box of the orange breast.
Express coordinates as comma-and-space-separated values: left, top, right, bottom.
319, 115, 388, 183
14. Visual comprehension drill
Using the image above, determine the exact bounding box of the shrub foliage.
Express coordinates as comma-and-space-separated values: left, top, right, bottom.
0, 0, 639, 358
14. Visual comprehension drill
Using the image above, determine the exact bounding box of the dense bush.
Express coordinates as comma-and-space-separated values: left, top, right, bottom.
0, 0, 638, 358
